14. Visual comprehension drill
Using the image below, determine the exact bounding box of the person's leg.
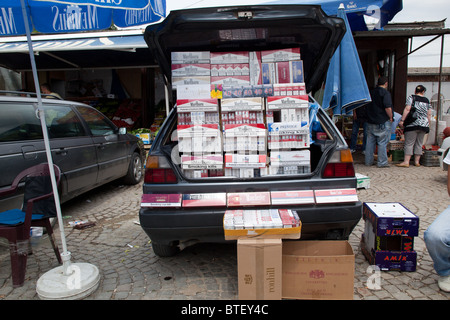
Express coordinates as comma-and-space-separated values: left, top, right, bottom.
424, 205, 450, 292
413, 130, 426, 166
376, 121, 391, 167
397, 130, 415, 167
365, 123, 376, 166
350, 120, 359, 151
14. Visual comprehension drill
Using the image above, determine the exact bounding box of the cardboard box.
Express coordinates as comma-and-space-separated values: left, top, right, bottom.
355, 173, 370, 189
361, 236, 417, 272
363, 202, 419, 237
238, 239, 282, 300
282, 241, 355, 300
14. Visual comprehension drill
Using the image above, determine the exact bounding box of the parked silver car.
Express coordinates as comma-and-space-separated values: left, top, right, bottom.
139, 5, 362, 257
0, 92, 145, 210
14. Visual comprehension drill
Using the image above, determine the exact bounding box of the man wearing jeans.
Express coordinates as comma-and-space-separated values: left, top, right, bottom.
424, 151, 450, 292
365, 76, 393, 168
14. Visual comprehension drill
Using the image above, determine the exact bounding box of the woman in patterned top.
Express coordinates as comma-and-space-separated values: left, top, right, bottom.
396, 85, 432, 167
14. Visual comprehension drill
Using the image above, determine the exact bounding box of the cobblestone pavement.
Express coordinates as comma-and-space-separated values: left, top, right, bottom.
1, 152, 449, 300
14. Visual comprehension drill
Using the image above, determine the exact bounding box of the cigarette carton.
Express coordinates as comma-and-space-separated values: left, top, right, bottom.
141, 194, 182, 207
249, 51, 262, 85
266, 95, 309, 109
182, 193, 227, 207
210, 51, 249, 64
270, 190, 315, 205
172, 76, 211, 88
221, 97, 264, 111
261, 48, 301, 62
211, 75, 250, 87
171, 51, 210, 64
171, 63, 211, 77
314, 188, 358, 204
176, 99, 219, 112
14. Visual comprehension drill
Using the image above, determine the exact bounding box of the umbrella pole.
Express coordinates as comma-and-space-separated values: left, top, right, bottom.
20, 0, 99, 299
19, 0, 69, 271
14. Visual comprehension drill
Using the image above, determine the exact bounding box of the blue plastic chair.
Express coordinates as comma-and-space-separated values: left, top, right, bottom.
0, 163, 62, 287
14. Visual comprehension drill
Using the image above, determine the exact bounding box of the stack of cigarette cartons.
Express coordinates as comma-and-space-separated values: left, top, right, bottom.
361, 202, 419, 272
171, 51, 211, 88
223, 206, 301, 300
171, 48, 312, 179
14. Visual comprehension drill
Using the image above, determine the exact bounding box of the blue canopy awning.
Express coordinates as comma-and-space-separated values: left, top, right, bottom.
265, 0, 403, 31
0, 0, 166, 36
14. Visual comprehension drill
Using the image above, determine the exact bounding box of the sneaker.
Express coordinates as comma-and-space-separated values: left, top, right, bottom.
362, 151, 365, 155
438, 275, 450, 292
350, 149, 356, 153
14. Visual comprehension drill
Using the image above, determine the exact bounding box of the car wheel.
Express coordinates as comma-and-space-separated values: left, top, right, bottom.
123, 152, 143, 185
152, 242, 180, 257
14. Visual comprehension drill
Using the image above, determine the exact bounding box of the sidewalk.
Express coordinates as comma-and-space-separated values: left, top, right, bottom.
1, 152, 449, 300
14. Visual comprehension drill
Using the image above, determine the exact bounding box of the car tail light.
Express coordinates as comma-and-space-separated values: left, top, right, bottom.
323, 149, 355, 178
144, 155, 177, 184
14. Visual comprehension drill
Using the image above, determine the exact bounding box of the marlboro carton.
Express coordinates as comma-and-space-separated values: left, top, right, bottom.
171, 64, 211, 77
261, 48, 301, 62
314, 188, 358, 204
210, 51, 249, 64
172, 76, 211, 88
227, 192, 271, 207
270, 190, 315, 205
273, 83, 306, 96
182, 193, 227, 207
211, 75, 250, 87
221, 98, 264, 111
266, 95, 309, 109
176, 99, 219, 112
224, 154, 267, 168
171, 51, 210, 64
249, 51, 262, 85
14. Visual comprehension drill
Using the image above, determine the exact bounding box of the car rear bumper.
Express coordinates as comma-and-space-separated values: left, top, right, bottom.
139, 201, 362, 245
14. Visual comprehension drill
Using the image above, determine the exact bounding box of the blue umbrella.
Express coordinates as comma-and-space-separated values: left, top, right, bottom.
321, 3, 371, 115
0, 0, 165, 298
264, 0, 403, 31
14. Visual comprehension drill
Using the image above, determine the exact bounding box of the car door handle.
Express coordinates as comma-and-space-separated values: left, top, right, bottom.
55, 148, 68, 156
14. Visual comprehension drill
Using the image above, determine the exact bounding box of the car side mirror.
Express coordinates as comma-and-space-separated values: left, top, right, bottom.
118, 127, 127, 135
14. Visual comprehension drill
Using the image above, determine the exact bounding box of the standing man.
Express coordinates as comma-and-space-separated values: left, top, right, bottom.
365, 76, 394, 168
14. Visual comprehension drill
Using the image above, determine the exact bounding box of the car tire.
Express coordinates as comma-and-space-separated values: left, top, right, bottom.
123, 152, 143, 185
152, 242, 180, 257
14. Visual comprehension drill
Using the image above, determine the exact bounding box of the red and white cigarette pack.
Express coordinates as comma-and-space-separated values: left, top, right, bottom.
211, 75, 250, 87
249, 51, 262, 85
172, 76, 211, 88
266, 95, 309, 110
171, 64, 211, 77
177, 124, 221, 138
270, 190, 315, 205
224, 154, 267, 168
171, 51, 210, 64
269, 150, 310, 165
210, 51, 249, 64
181, 154, 223, 169
227, 192, 271, 207
221, 97, 264, 111
182, 193, 227, 207
176, 99, 219, 112
210, 63, 249, 77
314, 188, 358, 204
141, 194, 182, 207
273, 83, 306, 96
261, 48, 301, 62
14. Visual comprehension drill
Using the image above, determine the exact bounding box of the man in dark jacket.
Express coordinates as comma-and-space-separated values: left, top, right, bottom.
365, 76, 394, 167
